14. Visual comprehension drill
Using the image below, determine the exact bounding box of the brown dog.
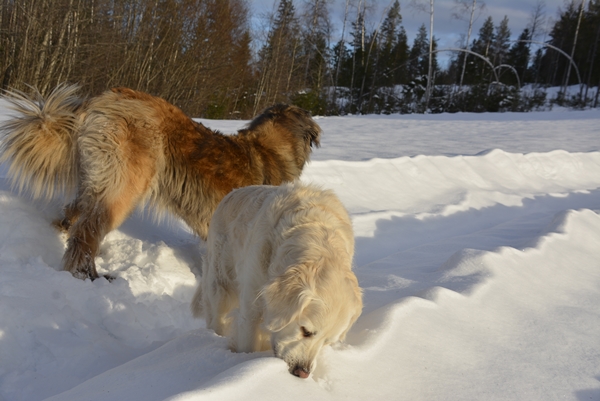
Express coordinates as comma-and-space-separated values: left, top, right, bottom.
0, 85, 320, 280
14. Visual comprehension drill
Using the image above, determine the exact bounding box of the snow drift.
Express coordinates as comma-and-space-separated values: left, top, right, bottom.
1, 108, 599, 401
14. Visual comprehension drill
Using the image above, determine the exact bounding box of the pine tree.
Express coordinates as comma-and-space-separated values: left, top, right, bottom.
377, 0, 403, 87
529, 47, 544, 85
349, 8, 367, 94
392, 26, 410, 85
300, 0, 332, 92
491, 16, 511, 67
506, 28, 531, 85
572, 0, 600, 98
452, 0, 487, 87
408, 24, 429, 81
539, 1, 580, 86
408, 24, 437, 82
347, 8, 372, 112
331, 39, 352, 87
584, 0, 600, 100
534, 0, 600, 96
467, 16, 495, 84
254, 0, 302, 112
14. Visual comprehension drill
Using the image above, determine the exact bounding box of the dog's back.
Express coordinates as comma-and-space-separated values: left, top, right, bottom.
207, 183, 354, 267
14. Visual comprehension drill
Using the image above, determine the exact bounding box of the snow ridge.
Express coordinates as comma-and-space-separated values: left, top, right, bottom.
1, 110, 600, 400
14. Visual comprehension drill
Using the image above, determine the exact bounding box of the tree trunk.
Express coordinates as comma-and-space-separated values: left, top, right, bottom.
459, 0, 477, 88
563, 0, 586, 95
424, 0, 434, 111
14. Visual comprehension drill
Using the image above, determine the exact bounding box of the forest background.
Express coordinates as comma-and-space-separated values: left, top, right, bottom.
0, 0, 598, 118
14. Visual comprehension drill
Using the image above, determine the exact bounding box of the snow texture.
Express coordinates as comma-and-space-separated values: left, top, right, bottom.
1, 103, 599, 401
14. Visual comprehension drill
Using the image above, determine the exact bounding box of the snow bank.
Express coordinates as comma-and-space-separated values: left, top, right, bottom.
1, 109, 600, 400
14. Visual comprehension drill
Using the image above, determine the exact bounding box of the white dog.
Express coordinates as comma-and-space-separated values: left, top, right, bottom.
191, 182, 362, 378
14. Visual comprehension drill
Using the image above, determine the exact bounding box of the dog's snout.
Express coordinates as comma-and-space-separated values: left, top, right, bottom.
292, 366, 310, 379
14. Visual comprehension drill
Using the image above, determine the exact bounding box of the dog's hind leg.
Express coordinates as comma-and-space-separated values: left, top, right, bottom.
208, 284, 238, 338
62, 199, 110, 280
63, 179, 155, 280
53, 198, 82, 233
201, 265, 238, 337
62, 112, 159, 280
198, 232, 239, 336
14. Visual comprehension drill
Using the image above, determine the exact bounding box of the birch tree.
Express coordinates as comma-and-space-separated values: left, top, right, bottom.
254, 0, 302, 113
563, 0, 586, 94
452, 0, 486, 87
409, 0, 435, 110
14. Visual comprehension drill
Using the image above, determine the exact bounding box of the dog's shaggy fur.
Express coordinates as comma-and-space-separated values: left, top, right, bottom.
0, 85, 320, 280
190, 183, 362, 378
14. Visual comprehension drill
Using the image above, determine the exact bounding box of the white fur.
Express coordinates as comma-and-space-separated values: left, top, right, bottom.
191, 182, 363, 378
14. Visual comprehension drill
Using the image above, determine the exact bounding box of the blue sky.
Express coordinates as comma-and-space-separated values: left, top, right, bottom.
249, 0, 571, 67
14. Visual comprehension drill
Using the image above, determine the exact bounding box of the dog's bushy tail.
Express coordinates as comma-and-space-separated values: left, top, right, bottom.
0, 84, 82, 199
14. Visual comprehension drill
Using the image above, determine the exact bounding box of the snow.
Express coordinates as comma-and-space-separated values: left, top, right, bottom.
1, 105, 599, 401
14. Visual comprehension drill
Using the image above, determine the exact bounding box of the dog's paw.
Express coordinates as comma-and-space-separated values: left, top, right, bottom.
68, 260, 100, 282
71, 270, 95, 281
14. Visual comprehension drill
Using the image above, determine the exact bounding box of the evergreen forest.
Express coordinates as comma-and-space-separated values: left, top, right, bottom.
0, 0, 598, 118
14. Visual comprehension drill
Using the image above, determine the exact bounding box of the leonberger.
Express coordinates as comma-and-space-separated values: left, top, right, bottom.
191, 183, 362, 378
0, 85, 321, 280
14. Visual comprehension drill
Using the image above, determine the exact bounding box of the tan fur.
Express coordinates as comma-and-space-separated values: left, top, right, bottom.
0, 85, 321, 280
190, 183, 362, 378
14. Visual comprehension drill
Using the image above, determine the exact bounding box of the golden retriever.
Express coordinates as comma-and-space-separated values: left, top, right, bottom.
191, 182, 362, 378
0, 85, 320, 280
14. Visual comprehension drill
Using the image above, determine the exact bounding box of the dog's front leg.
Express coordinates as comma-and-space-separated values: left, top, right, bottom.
233, 298, 262, 353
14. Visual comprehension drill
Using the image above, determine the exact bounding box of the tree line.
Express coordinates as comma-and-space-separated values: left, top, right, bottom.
0, 0, 598, 118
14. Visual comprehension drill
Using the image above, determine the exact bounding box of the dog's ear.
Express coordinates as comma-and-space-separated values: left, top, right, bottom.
285, 106, 321, 149
261, 265, 314, 332
337, 274, 364, 342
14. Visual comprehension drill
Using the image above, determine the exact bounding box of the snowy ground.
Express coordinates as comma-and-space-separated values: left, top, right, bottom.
1, 105, 599, 401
